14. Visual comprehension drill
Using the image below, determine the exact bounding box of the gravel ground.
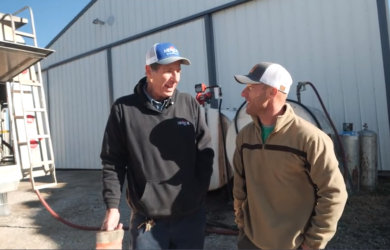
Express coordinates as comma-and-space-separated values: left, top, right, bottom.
0, 171, 237, 249
325, 178, 390, 249
208, 178, 390, 249
0, 170, 389, 249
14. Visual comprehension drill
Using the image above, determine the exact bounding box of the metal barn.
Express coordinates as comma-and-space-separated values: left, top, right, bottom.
40, 0, 390, 175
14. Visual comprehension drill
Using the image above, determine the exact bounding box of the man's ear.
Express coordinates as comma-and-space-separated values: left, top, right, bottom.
269, 87, 278, 98
145, 65, 152, 78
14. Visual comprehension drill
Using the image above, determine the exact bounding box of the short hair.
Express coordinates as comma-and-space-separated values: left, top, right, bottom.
149, 63, 160, 72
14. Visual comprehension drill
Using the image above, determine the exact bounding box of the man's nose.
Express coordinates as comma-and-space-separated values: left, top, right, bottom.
172, 71, 180, 82
241, 88, 248, 97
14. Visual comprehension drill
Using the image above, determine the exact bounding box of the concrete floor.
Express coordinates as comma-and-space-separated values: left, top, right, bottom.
0, 170, 237, 249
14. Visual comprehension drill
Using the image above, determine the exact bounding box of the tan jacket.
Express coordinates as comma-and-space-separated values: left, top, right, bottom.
233, 103, 348, 249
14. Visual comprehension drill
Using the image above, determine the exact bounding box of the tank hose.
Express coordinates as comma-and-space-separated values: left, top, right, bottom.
286, 99, 322, 130
218, 98, 233, 202
234, 100, 247, 134
297, 82, 356, 193
33, 181, 238, 235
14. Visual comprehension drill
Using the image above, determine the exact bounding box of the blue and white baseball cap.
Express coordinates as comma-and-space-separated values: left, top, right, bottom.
146, 42, 191, 66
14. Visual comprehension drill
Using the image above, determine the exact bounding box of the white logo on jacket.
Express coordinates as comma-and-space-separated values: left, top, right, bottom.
177, 120, 190, 126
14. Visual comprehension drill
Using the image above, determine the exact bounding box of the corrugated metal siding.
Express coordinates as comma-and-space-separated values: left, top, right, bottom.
111, 18, 208, 100
41, 0, 234, 69
41, 71, 48, 106
48, 51, 110, 169
212, 0, 390, 170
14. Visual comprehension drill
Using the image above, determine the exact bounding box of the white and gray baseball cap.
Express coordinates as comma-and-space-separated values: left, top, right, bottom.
146, 42, 191, 66
234, 62, 293, 94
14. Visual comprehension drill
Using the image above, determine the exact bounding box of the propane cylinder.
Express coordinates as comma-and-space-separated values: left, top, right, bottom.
358, 123, 377, 191
339, 123, 360, 192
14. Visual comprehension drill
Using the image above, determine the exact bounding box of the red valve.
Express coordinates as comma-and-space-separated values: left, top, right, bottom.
195, 83, 208, 93
196, 92, 213, 105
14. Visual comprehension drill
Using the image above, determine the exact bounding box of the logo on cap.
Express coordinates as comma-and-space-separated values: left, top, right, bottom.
280, 85, 286, 92
164, 46, 179, 56
146, 42, 191, 65
249, 64, 258, 74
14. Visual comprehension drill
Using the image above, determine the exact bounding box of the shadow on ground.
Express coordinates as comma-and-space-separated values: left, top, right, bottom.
0, 170, 238, 249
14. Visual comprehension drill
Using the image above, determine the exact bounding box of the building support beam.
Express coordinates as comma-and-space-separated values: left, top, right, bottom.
376, 0, 390, 133
106, 48, 114, 106
204, 14, 219, 109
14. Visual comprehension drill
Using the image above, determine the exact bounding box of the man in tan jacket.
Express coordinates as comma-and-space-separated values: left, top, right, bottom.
232, 62, 348, 249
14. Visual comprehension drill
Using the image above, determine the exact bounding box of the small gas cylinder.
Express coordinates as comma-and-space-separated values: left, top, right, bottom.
358, 123, 378, 191
339, 123, 360, 192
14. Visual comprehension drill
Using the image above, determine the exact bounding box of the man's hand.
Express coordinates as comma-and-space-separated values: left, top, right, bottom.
301, 243, 310, 249
101, 208, 123, 231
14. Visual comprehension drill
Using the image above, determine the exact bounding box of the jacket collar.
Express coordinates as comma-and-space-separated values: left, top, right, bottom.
134, 76, 177, 113
252, 103, 295, 133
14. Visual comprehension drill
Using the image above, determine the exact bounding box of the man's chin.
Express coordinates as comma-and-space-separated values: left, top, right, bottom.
245, 111, 254, 116
162, 91, 174, 98
245, 107, 254, 115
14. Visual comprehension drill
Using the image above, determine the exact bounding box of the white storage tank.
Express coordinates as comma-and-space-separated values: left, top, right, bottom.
200, 107, 233, 191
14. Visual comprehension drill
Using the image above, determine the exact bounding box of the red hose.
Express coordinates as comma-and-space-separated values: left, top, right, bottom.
35, 189, 101, 231
34, 188, 238, 235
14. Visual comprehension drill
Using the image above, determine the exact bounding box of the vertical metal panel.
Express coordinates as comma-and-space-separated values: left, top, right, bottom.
48, 65, 64, 169
48, 51, 110, 169
204, 14, 219, 109
41, 0, 235, 69
41, 70, 48, 108
111, 18, 208, 100
108, 0, 234, 45
376, 0, 390, 136
41, 71, 48, 90
212, 0, 390, 171
107, 48, 114, 105
41, 70, 50, 122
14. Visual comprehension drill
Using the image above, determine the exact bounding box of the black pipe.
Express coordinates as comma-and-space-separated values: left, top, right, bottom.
287, 99, 322, 130
205, 106, 208, 125
297, 82, 356, 194
296, 83, 304, 103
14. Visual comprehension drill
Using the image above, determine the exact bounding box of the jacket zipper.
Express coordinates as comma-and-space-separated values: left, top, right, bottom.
263, 130, 276, 149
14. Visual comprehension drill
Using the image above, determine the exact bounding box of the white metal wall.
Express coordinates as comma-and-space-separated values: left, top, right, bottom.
41, 0, 234, 69
41, 70, 48, 105
111, 18, 208, 100
47, 51, 110, 169
213, 0, 390, 171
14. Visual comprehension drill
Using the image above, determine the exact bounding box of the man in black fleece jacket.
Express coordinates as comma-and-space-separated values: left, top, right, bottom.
99, 42, 214, 249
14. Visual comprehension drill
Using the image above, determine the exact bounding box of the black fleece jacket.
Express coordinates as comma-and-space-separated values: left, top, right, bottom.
100, 77, 214, 219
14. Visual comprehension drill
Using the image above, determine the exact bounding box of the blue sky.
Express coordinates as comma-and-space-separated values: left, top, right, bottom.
1, 0, 90, 48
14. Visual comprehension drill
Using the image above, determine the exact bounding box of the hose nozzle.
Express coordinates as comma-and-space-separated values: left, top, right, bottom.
296, 82, 309, 103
